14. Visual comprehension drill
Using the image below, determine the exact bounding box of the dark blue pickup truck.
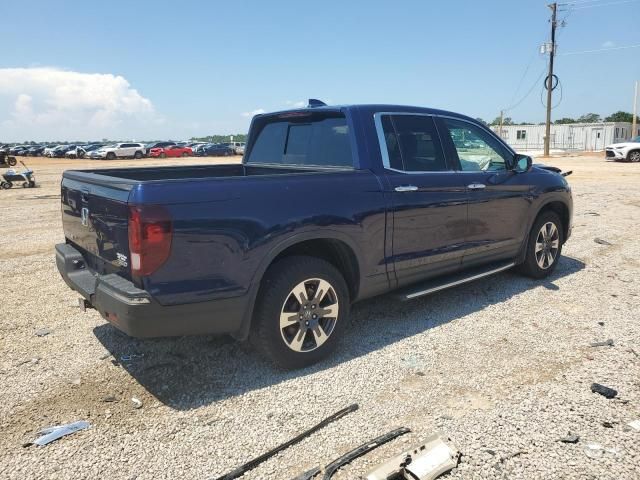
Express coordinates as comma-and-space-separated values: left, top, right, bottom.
56, 102, 572, 368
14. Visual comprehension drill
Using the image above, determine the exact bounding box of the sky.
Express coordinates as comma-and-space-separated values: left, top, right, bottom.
1, 0, 639, 142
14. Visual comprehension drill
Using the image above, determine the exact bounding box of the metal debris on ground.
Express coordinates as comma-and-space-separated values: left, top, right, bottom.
594, 238, 613, 246
591, 383, 618, 399
101, 395, 117, 403
131, 397, 143, 409
294, 427, 411, 480
27, 420, 90, 447
214, 404, 359, 480
34, 328, 52, 337
559, 433, 580, 444
627, 420, 640, 431
365, 433, 459, 480
590, 339, 614, 347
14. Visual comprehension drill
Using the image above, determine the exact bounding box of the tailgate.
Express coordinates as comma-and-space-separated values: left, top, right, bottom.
61, 175, 132, 277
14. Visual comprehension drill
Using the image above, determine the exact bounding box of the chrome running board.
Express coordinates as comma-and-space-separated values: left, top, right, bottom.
397, 261, 515, 301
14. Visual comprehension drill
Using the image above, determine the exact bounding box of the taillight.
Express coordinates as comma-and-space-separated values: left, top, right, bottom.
128, 205, 172, 276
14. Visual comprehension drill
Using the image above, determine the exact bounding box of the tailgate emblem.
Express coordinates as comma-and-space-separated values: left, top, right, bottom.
81, 207, 90, 227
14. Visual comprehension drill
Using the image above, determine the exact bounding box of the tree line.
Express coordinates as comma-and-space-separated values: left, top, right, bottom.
476, 111, 639, 126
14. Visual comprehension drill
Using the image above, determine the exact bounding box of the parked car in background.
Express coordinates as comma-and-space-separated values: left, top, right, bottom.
55, 102, 573, 368
65, 144, 105, 159
149, 144, 193, 158
222, 142, 245, 155
52, 145, 78, 158
44, 145, 63, 157
26, 145, 46, 156
605, 136, 640, 162
9, 145, 30, 155
144, 141, 175, 156
202, 143, 235, 156
193, 143, 212, 156
90, 143, 145, 160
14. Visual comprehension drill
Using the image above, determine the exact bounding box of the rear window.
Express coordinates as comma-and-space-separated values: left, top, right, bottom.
246, 114, 353, 168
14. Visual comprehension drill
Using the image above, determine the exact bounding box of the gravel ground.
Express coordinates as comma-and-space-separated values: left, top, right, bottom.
0, 154, 638, 479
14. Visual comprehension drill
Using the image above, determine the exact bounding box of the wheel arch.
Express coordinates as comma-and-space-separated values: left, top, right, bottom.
627, 148, 640, 161
537, 200, 570, 243
232, 232, 362, 341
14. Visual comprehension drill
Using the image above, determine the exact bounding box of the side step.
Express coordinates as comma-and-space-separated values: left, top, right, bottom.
394, 261, 515, 301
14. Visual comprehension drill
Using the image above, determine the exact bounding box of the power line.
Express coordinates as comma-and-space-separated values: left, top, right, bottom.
504, 67, 548, 112
569, 0, 639, 9
559, 43, 640, 55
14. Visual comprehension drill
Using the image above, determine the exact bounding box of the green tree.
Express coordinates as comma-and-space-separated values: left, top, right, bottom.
604, 111, 639, 123
576, 113, 601, 123
475, 117, 487, 125
554, 117, 576, 124
490, 116, 513, 126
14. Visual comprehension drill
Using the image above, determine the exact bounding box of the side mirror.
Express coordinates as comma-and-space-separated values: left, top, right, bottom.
513, 154, 532, 173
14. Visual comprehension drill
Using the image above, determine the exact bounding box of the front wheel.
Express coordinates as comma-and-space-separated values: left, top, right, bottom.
7, 157, 17, 166
181, 152, 189, 157
134, 151, 142, 159
251, 256, 349, 369
1, 181, 11, 189
628, 150, 640, 163
518, 211, 563, 279
106, 152, 116, 160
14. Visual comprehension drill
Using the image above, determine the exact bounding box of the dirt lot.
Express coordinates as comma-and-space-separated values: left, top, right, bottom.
1, 154, 639, 479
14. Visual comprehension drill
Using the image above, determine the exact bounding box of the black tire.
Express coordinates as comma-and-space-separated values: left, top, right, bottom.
29, 180, 35, 188
628, 150, 640, 163
22, 182, 29, 188
181, 152, 189, 157
160, 152, 167, 159
518, 210, 564, 279
134, 151, 142, 159
106, 152, 116, 160
251, 256, 350, 369
7, 157, 17, 166
1, 181, 11, 189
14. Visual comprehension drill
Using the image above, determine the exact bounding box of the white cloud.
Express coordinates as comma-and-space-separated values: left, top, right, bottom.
241, 108, 266, 118
602, 40, 616, 48
0, 67, 157, 140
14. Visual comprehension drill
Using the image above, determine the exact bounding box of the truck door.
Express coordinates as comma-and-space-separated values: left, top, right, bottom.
376, 113, 468, 287
437, 117, 532, 267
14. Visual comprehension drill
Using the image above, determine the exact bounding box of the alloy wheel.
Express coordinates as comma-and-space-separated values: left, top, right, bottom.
535, 222, 560, 269
279, 278, 339, 352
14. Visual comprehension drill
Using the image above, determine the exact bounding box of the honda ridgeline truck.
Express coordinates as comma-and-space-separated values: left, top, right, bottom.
56, 102, 572, 368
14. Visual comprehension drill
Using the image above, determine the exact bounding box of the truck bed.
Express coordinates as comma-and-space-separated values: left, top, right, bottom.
63, 163, 336, 184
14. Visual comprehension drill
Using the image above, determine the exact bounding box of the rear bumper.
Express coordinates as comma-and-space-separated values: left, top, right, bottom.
55, 243, 248, 338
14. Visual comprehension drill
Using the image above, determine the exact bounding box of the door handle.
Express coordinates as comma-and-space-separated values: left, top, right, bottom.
394, 185, 418, 192
467, 183, 486, 190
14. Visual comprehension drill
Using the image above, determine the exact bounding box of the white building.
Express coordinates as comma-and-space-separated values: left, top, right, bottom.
490, 122, 637, 152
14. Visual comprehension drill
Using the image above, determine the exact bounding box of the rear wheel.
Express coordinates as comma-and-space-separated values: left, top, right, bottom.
251, 256, 349, 369
1, 181, 11, 189
181, 152, 189, 157
7, 157, 17, 166
106, 152, 116, 160
160, 152, 167, 158
628, 150, 640, 163
518, 211, 563, 279
134, 151, 142, 159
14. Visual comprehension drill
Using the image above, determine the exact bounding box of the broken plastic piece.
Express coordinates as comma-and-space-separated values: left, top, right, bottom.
365, 433, 459, 480
628, 420, 640, 431
214, 404, 358, 480
590, 339, 614, 347
30, 420, 90, 446
559, 433, 580, 444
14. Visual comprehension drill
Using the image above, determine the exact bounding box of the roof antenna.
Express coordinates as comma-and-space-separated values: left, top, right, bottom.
307, 99, 327, 108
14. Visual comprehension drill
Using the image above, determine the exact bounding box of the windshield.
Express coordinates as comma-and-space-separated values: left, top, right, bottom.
246, 112, 353, 168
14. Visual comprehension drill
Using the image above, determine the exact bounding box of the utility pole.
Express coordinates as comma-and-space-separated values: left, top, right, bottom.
633, 80, 638, 139
544, 2, 557, 157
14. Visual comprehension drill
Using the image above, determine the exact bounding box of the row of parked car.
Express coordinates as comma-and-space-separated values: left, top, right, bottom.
0, 141, 246, 160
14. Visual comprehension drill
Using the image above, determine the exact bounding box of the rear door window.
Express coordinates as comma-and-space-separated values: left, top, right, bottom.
247, 114, 353, 168
379, 114, 447, 172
